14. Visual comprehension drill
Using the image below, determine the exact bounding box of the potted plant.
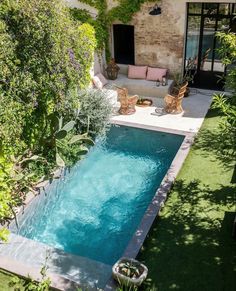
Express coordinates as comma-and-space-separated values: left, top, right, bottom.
136, 97, 153, 107
173, 58, 196, 97
112, 257, 148, 287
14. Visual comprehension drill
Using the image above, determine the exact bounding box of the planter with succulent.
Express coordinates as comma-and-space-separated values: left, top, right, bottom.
112, 257, 148, 287
173, 58, 197, 97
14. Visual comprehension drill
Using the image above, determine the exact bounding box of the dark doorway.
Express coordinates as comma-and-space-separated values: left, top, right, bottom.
113, 24, 135, 65
185, 3, 236, 90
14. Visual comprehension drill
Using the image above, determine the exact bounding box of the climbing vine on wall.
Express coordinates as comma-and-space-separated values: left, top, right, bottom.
70, 8, 108, 55
75, 0, 158, 59
107, 0, 158, 23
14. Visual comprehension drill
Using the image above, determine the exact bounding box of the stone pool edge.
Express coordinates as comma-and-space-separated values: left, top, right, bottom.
105, 124, 194, 290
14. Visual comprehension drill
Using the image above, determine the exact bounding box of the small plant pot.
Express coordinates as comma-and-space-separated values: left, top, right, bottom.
112, 257, 148, 287
136, 98, 153, 107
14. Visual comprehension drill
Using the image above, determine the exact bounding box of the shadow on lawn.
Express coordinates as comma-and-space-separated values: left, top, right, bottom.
138, 179, 236, 291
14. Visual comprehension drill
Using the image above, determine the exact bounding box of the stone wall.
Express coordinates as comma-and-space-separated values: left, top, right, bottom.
65, 0, 235, 76
108, 0, 235, 75
132, 1, 185, 74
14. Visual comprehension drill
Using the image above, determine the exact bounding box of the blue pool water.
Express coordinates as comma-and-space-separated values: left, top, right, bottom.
14, 126, 184, 265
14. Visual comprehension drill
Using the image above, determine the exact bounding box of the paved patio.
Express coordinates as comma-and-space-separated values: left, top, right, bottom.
111, 88, 214, 135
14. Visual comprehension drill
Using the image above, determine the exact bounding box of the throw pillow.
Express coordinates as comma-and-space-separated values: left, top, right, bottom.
128, 65, 147, 79
146, 67, 167, 81
92, 73, 108, 89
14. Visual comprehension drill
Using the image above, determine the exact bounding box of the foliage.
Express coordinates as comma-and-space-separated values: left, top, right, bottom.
45, 113, 94, 167
0, 0, 96, 153
78, 0, 154, 24
216, 32, 236, 66
116, 284, 138, 291
107, 0, 156, 24
0, 0, 98, 239
77, 89, 113, 137
212, 31, 236, 154
77, 0, 155, 60
70, 8, 107, 55
0, 228, 10, 243
0, 156, 16, 242
117, 261, 141, 279
215, 31, 236, 92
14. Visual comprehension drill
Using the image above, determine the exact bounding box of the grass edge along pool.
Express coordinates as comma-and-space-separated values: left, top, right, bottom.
11, 126, 184, 265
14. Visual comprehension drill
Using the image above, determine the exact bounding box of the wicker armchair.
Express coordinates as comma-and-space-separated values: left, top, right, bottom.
117, 87, 138, 115
164, 82, 188, 114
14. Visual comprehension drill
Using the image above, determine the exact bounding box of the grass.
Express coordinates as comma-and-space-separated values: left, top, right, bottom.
138, 109, 236, 291
0, 269, 22, 290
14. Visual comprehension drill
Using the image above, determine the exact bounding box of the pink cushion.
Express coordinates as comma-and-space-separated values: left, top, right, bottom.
92, 73, 108, 89
146, 67, 167, 81
128, 65, 147, 79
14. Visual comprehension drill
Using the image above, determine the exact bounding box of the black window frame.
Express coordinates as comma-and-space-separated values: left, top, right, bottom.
184, 2, 235, 73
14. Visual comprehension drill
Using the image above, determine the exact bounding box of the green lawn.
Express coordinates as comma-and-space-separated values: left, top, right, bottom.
0, 269, 22, 291
138, 109, 236, 291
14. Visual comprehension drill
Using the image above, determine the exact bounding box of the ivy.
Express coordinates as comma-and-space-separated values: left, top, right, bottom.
76, 0, 158, 59
70, 8, 108, 54
107, 0, 154, 24
77, 0, 107, 11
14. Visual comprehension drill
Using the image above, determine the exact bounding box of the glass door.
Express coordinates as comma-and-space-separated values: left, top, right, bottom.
185, 3, 236, 90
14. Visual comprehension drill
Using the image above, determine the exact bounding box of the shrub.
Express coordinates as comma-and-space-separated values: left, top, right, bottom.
212, 31, 236, 155
0, 0, 97, 239
77, 89, 113, 137
0, 0, 96, 153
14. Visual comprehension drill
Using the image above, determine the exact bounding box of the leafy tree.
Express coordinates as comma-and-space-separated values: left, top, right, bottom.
212, 32, 236, 155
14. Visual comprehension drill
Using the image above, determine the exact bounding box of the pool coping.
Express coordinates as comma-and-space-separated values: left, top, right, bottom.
111, 119, 194, 137
0, 124, 195, 291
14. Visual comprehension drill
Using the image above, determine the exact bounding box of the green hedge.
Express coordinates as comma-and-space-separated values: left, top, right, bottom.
0, 0, 97, 240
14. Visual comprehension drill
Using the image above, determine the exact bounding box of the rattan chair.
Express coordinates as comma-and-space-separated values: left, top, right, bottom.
164, 82, 188, 114
117, 87, 138, 115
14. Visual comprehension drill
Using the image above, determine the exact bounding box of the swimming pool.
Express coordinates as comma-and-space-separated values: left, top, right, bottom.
12, 125, 184, 265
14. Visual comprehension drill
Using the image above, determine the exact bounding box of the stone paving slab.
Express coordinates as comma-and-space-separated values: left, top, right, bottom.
0, 233, 112, 290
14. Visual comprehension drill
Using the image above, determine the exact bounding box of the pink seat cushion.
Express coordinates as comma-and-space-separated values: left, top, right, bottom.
146, 67, 167, 81
128, 65, 147, 79
92, 73, 108, 89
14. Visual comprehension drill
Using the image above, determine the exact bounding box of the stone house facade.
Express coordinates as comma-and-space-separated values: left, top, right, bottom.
108, 0, 235, 75
67, 0, 235, 89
